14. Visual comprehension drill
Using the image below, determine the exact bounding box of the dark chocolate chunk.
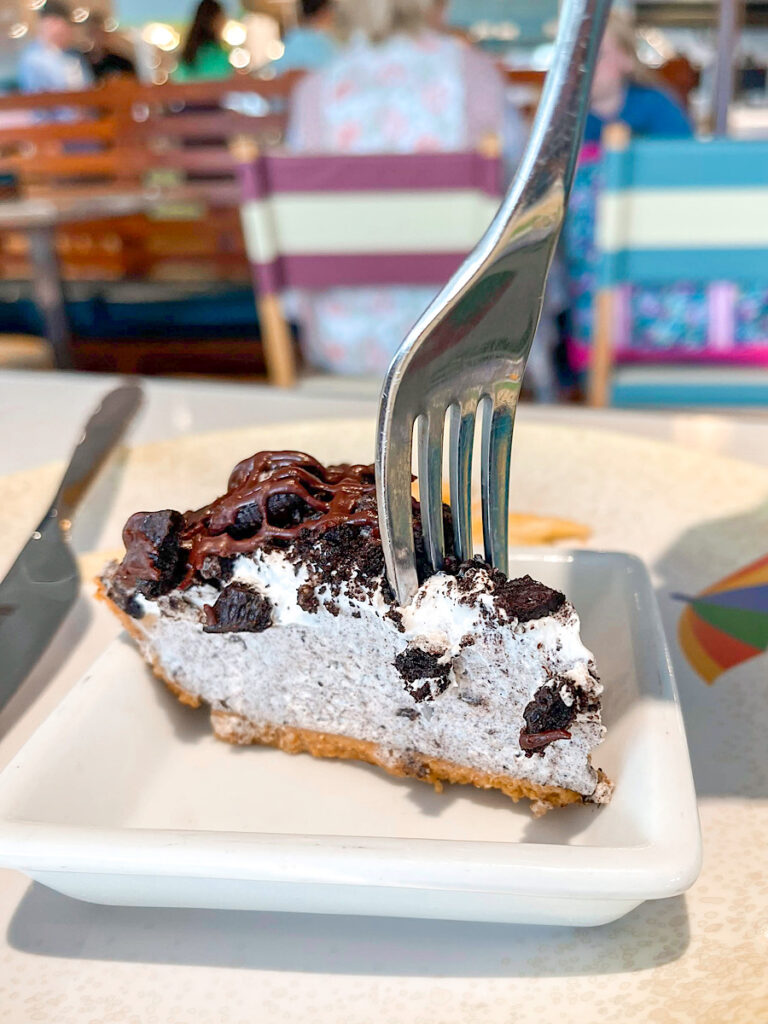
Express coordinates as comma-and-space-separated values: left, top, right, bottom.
203, 583, 273, 633
266, 491, 309, 528
115, 509, 186, 598
493, 575, 565, 623
227, 503, 264, 539
394, 647, 452, 703
519, 681, 590, 757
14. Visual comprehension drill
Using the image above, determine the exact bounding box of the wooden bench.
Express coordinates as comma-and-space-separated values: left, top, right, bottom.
0, 73, 302, 283
0, 74, 303, 377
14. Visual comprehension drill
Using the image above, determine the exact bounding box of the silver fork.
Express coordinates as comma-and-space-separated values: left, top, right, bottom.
375, 0, 610, 605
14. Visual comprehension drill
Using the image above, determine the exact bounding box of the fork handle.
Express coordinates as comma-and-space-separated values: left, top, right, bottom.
502, 0, 611, 222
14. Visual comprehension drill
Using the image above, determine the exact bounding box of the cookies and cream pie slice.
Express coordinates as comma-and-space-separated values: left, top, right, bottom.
98, 450, 611, 815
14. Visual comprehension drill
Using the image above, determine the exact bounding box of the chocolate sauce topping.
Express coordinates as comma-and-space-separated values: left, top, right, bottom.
109, 451, 572, 632
181, 451, 378, 577
112, 451, 379, 595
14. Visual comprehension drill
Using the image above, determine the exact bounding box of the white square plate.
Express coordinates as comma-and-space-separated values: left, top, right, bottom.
0, 549, 701, 927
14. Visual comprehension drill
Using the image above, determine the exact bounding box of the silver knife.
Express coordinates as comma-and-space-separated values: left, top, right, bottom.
0, 382, 143, 709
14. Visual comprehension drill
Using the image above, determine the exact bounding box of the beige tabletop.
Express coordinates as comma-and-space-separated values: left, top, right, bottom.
0, 370, 767, 1024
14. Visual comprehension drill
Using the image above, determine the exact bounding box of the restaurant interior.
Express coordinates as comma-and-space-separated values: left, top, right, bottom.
0, 0, 765, 404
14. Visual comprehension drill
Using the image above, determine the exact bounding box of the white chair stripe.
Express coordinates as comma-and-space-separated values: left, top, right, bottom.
597, 188, 768, 251
241, 191, 499, 264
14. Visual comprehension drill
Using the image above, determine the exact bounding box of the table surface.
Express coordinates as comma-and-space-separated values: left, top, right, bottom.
0, 193, 156, 230
0, 369, 767, 1024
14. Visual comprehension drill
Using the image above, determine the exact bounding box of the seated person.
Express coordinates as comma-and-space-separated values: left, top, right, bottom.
585, 10, 692, 143
270, 0, 337, 74
561, 15, 766, 379
174, 0, 231, 83
85, 12, 136, 80
18, 1, 93, 94
287, 0, 505, 375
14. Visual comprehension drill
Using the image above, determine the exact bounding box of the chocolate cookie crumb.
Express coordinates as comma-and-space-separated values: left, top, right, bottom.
203, 583, 273, 633
394, 647, 452, 703
385, 606, 405, 632
396, 707, 420, 720
494, 575, 565, 623
125, 595, 145, 619
297, 583, 319, 614
519, 681, 590, 756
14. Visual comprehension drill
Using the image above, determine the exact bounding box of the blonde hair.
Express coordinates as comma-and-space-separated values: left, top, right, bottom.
335, 0, 434, 43
604, 9, 658, 87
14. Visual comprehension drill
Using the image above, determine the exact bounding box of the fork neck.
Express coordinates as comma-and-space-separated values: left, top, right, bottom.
502, 0, 611, 220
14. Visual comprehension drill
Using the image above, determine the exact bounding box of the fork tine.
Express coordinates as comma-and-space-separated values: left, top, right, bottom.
417, 410, 445, 573
481, 385, 518, 576
376, 409, 419, 604
449, 399, 476, 562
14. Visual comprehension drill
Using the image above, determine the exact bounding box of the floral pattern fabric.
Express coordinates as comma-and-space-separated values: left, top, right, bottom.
287, 31, 505, 374
564, 152, 768, 366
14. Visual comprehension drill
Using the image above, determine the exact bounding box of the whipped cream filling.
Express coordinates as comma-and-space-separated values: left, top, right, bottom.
119, 547, 606, 799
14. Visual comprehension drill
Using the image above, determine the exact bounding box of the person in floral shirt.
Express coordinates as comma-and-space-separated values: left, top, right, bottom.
286, 0, 511, 376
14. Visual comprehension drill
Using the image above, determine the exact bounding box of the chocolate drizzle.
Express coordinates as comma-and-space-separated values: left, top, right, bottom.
180, 451, 378, 580
108, 450, 573, 638
110, 451, 381, 601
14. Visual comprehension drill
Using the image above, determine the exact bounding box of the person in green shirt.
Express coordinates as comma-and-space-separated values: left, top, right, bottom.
174, 0, 232, 82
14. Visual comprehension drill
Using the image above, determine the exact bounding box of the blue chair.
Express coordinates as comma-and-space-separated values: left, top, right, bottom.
587, 125, 768, 407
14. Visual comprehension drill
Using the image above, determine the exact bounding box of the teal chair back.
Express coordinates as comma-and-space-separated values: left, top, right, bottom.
585, 125, 768, 406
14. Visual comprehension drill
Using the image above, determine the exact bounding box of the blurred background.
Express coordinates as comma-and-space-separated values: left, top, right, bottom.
0, 0, 765, 407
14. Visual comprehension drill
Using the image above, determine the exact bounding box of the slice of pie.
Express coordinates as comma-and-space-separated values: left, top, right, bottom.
98, 450, 611, 815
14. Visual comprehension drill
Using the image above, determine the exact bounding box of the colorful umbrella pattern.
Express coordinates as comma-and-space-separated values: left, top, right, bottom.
676, 554, 768, 683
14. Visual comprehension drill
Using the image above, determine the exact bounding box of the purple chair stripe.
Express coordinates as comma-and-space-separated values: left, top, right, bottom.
237, 151, 502, 200
251, 252, 469, 295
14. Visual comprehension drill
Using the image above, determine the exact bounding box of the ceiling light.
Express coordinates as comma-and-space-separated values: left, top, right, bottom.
222, 19, 247, 46
142, 22, 181, 52
229, 46, 250, 70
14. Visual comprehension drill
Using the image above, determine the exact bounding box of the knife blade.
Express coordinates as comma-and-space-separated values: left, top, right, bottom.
0, 382, 143, 709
